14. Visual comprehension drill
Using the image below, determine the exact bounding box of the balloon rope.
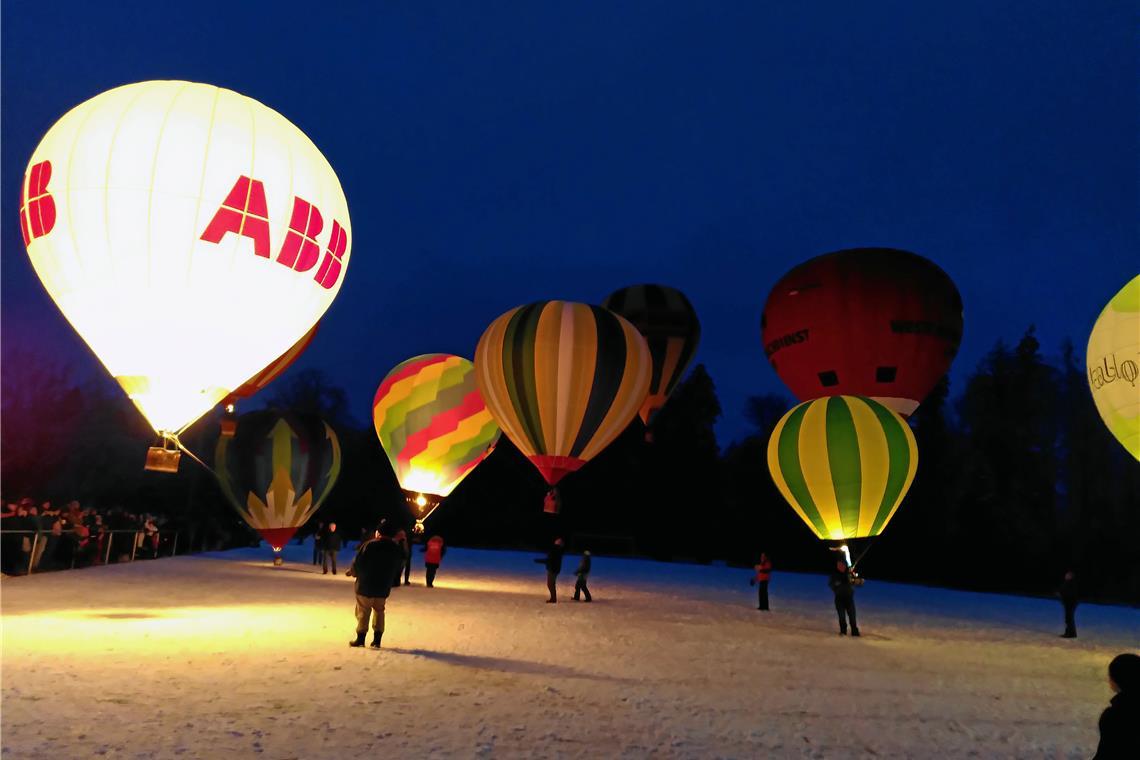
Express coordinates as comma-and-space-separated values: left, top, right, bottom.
850, 535, 882, 571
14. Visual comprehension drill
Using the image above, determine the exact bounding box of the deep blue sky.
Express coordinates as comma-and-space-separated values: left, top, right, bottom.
2, 2, 1135, 443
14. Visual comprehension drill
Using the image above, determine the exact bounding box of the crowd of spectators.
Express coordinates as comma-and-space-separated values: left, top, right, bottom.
1, 497, 171, 575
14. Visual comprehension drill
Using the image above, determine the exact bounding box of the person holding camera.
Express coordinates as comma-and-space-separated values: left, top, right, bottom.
829, 559, 863, 636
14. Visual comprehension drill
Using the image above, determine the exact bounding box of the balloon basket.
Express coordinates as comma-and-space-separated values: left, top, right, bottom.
144, 436, 181, 473
413, 520, 425, 536
272, 554, 284, 567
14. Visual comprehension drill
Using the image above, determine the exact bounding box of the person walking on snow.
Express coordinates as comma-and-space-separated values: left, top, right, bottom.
572, 550, 592, 601
1093, 653, 1140, 758
347, 523, 404, 649
424, 535, 445, 587
829, 559, 863, 636
750, 552, 772, 610
535, 537, 564, 603
321, 522, 341, 575
1058, 569, 1078, 638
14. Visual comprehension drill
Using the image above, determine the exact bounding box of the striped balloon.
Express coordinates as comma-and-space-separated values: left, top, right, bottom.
372, 354, 500, 506
215, 410, 341, 551
767, 396, 918, 540
603, 284, 701, 426
475, 301, 652, 485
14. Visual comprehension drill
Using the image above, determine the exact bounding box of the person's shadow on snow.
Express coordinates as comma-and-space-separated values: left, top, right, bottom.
388, 648, 634, 683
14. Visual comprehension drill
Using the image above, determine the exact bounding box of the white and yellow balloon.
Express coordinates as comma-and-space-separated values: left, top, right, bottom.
19, 80, 351, 438
1087, 275, 1140, 460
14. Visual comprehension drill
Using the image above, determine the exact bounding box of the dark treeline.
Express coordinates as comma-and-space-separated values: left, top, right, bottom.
3, 327, 1138, 602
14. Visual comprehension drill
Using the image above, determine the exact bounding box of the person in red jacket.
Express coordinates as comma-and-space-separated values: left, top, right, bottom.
750, 553, 772, 610
424, 535, 445, 587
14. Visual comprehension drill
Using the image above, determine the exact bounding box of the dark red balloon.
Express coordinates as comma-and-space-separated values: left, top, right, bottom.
761, 248, 962, 416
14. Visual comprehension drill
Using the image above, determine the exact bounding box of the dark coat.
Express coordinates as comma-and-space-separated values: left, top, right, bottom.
575, 554, 591, 577
1093, 691, 1138, 759
350, 538, 403, 598
1059, 576, 1078, 607
321, 528, 342, 552
541, 544, 564, 574
829, 569, 859, 600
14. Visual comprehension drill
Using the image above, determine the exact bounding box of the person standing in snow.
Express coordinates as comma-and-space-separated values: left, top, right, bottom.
750, 553, 772, 610
347, 523, 404, 649
392, 529, 410, 587
535, 537, 565, 603
321, 522, 341, 575
829, 559, 863, 636
1058, 569, 1078, 638
1093, 653, 1140, 758
424, 534, 445, 587
572, 550, 592, 602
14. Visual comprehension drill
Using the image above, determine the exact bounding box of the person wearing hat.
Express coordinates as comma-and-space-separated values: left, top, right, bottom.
534, 537, 565, 603
346, 523, 404, 649
1093, 653, 1140, 758
572, 550, 592, 602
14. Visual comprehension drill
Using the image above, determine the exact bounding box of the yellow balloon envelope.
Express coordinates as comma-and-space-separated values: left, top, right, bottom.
1087, 275, 1140, 460
767, 395, 918, 541
19, 81, 351, 435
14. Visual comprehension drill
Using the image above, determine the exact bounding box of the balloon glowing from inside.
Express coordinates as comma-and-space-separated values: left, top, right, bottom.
1087, 275, 1140, 460
19, 81, 352, 436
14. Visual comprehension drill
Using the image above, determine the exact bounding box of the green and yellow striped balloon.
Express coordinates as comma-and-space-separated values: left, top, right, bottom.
475, 301, 651, 486
767, 395, 918, 540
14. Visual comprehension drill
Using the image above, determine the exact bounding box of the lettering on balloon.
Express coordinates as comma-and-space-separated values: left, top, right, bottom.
765, 329, 810, 358
199, 175, 348, 289
19, 160, 57, 246
1089, 352, 1140, 390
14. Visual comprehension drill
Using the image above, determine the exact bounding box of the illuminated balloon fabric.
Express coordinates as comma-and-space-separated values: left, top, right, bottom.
224, 322, 320, 405
762, 248, 962, 417
372, 354, 501, 501
1087, 275, 1140, 460
767, 396, 918, 541
603, 284, 701, 425
474, 301, 652, 485
19, 81, 351, 436
215, 411, 341, 550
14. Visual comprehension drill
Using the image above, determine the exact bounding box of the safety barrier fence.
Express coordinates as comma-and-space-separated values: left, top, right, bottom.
0, 529, 182, 576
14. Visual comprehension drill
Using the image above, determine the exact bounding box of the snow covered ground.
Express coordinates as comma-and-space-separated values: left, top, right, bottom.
2, 542, 1136, 759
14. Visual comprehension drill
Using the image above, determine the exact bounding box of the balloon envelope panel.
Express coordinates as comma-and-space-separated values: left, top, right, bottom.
762, 248, 962, 416
1087, 275, 1140, 460
767, 395, 918, 540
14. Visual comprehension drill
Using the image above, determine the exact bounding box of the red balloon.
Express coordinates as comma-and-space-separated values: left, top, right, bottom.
762, 248, 962, 416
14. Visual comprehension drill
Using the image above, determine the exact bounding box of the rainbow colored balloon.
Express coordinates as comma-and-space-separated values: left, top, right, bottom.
372, 354, 500, 526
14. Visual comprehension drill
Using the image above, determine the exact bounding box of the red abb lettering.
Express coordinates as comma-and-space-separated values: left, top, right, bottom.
314, 221, 348, 289
276, 197, 323, 272
199, 176, 271, 257
20, 160, 57, 246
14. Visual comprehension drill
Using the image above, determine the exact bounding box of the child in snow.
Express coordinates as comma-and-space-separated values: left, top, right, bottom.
572, 550, 592, 601
1093, 652, 1139, 758
534, 537, 564, 603
1058, 569, 1078, 638
829, 559, 863, 636
750, 553, 772, 610
424, 535, 445, 587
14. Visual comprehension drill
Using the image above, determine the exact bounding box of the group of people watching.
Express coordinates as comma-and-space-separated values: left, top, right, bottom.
1, 497, 166, 574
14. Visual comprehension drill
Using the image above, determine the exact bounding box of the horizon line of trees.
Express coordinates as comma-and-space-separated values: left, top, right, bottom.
2, 326, 1138, 603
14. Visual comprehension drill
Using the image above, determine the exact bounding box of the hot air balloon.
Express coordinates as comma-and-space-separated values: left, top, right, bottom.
474, 301, 652, 491
1087, 275, 1140, 460
19, 81, 351, 469
762, 248, 962, 417
372, 354, 501, 531
767, 395, 918, 542
603, 284, 701, 433
220, 322, 321, 436
215, 410, 341, 564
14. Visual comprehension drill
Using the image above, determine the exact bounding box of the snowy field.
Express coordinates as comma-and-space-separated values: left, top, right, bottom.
2, 543, 1136, 759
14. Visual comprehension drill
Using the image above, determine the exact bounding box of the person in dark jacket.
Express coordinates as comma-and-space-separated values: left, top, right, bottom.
572, 550, 592, 602
391, 530, 409, 587
424, 535, 445, 587
1058, 570, 1078, 638
750, 553, 772, 610
829, 559, 863, 636
321, 522, 341, 575
347, 524, 404, 648
1093, 652, 1140, 759
312, 521, 324, 565
534, 538, 564, 603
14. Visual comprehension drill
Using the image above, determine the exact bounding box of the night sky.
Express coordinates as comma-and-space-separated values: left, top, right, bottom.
2, 2, 1135, 443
